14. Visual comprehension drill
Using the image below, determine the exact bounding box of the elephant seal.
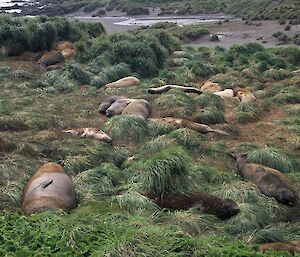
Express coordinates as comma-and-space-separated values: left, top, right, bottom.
147, 85, 202, 94
149, 117, 229, 135
201, 81, 222, 93
213, 89, 234, 98
37, 51, 65, 67
103, 76, 140, 90
98, 95, 127, 114
61, 48, 76, 59
106, 98, 134, 117
63, 128, 112, 144
229, 152, 298, 206
121, 99, 151, 121
55, 41, 75, 52
234, 87, 256, 103
143, 191, 240, 220
260, 241, 300, 254
22, 163, 77, 214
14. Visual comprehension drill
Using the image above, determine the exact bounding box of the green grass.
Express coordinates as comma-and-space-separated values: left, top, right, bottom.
199, 93, 225, 111
1, 14, 300, 257
136, 147, 194, 193
236, 102, 261, 123
200, 107, 226, 125
247, 147, 298, 173
168, 128, 206, 149
153, 89, 197, 119
103, 115, 149, 143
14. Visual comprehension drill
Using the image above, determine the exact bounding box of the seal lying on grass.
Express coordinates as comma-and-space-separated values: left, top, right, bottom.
106, 98, 135, 117
147, 85, 202, 94
200, 81, 222, 93
149, 117, 229, 135
37, 51, 65, 67
121, 99, 151, 121
143, 191, 240, 220
63, 128, 112, 144
22, 163, 77, 214
229, 152, 298, 206
98, 95, 127, 114
234, 87, 256, 103
103, 76, 140, 90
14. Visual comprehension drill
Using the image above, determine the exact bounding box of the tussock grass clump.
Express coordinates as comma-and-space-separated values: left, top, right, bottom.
247, 147, 297, 173
142, 135, 176, 155
87, 143, 132, 169
148, 119, 176, 136
200, 107, 226, 125
194, 164, 238, 187
253, 223, 300, 243
33, 71, 75, 93
273, 89, 300, 104
67, 63, 92, 84
199, 93, 225, 111
236, 102, 260, 123
168, 128, 206, 149
90, 63, 131, 88
103, 115, 148, 143
138, 147, 193, 193
173, 212, 220, 236
153, 89, 197, 119
263, 68, 292, 81
0, 116, 28, 131
224, 202, 270, 235
168, 57, 189, 67
114, 191, 159, 213
186, 60, 215, 78
75, 163, 122, 200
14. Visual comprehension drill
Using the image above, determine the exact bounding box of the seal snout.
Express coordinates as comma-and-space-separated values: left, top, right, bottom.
147, 89, 155, 94
106, 109, 113, 117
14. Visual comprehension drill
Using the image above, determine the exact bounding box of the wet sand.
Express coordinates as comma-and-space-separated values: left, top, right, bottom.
72, 13, 300, 48
188, 20, 300, 48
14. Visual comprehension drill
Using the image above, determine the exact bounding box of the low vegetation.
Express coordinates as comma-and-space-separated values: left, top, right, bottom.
0, 15, 299, 256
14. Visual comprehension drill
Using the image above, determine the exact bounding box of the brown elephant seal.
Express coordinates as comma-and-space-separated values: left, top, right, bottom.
234, 87, 256, 103
143, 191, 240, 220
105, 98, 135, 117
149, 117, 229, 135
201, 81, 222, 93
63, 128, 112, 144
37, 51, 65, 67
22, 163, 77, 214
98, 95, 127, 114
103, 76, 140, 90
61, 48, 76, 59
147, 85, 202, 94
55, 41, 75, 52
229, 152, 298, 206
121, 99, 151, 121
260, 241, 300, 254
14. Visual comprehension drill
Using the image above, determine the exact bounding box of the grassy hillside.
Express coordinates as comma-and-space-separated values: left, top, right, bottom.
0, 15, 300, 256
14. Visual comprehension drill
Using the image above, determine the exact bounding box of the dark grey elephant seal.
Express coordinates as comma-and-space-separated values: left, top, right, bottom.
147, 85, 202, 94
22, 163, 77, 214
229, 152, 298, 206
98, 95, 127, 114
106, 98, 134, 117
121, 99, 151, 121
37, 51, 65, 67
143, 191, 240, 220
